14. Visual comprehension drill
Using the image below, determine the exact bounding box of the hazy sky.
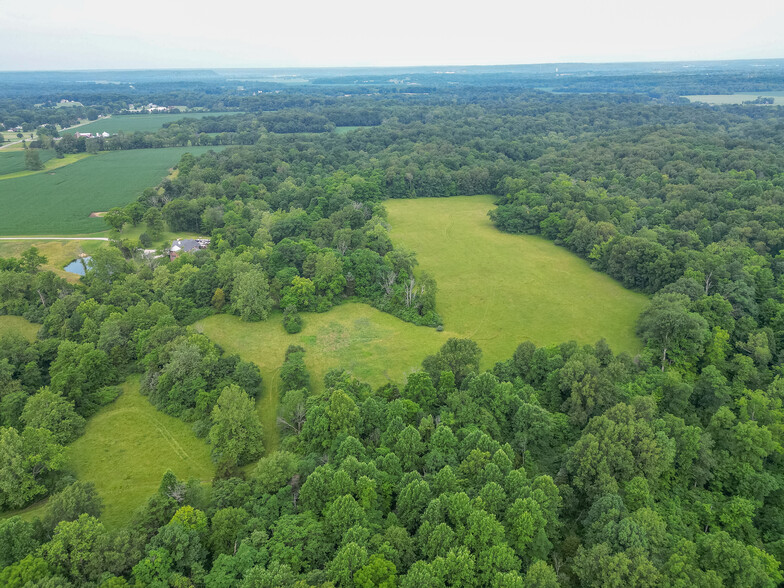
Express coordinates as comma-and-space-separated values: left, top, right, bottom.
3, 0, 784, 70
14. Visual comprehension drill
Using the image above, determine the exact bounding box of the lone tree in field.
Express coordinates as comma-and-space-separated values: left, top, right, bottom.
24, 148, 43, 171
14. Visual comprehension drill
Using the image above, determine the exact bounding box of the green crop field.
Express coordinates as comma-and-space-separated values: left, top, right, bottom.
386, 195, 648, 358
0, 316, 39, 342
0, 149, 56, 175
0, 146, 223, 235
66, 378, 214, 529
65, 112, 241, 135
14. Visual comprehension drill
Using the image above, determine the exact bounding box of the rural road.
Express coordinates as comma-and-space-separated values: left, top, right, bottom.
0, 237, 109, 241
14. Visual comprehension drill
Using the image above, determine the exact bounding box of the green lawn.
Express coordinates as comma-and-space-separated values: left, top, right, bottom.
196, 305, 453, 451
0, 315, 39, 342
0, 146, 223, 235
63, 113, 240, 135
0, 149, 56, 175
66, 378, 214, 529
386, 195, 648, 358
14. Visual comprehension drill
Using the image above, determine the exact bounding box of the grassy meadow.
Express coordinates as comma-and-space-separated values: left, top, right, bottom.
196, 304, 454, 450
0, 146, 222, 236
0, 315, 39, 342
386, 195, 647, 358
66, 378, 214, 528
0, 239, 106, 282
63, 112, 237, 135
199, 195, 647, 448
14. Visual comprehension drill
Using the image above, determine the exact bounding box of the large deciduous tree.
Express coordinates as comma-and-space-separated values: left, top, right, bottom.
209, 385, 264, 467
637, 293, 709, 371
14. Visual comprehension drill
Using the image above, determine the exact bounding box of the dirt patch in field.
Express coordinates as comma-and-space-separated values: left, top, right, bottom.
89, 211, 106, 217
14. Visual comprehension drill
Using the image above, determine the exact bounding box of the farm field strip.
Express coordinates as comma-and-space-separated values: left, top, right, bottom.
0, 153, 92, 180
67, 112, 243, 135
0, 149, 56, 175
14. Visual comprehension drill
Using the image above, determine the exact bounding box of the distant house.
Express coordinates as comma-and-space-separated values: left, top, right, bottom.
169, 238, 210, 261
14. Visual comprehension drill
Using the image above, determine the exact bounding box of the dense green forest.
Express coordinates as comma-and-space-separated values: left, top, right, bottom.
2, 67, 784, 586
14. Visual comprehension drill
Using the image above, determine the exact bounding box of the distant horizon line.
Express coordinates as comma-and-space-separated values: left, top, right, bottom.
2, 56, 784, 74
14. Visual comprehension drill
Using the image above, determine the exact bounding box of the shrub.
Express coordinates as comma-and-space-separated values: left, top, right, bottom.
283, 305, 303, 334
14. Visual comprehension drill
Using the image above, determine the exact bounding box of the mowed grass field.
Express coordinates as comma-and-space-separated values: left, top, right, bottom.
0, 146, 223, 235
0, 315, 39, 341
67, 378, 214, 528
196, 305, 454, 450
386, 196, 648, 358
64, 112, 237, 135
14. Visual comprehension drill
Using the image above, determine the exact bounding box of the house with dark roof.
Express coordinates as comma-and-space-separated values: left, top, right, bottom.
169, 238, 210, 261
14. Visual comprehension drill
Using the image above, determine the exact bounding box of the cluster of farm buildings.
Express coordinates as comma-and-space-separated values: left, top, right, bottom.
126, 103, 173, 113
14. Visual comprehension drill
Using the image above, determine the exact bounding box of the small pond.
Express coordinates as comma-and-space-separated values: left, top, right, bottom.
63, 256, 92, 276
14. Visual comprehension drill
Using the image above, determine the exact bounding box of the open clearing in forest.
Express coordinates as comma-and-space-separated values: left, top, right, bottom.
196, 304, 456, 450
334, 126, 364, 134
386, 195, 647, 359
683, 92, 784, 105
199, 196, 646, 448
0, 146, 223, 235
66, 378, 214, 529
0, 239, 106, 282
63, 112, 237, 135
0, 316, 39, 342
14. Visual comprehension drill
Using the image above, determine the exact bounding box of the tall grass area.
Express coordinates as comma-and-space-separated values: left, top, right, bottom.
67, 378, 214, 529
196, 305, 453, 450
0, 316, 39, 342
386, 195, 648, 358
0, 146, 223, 235
0, 239, 106, 282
